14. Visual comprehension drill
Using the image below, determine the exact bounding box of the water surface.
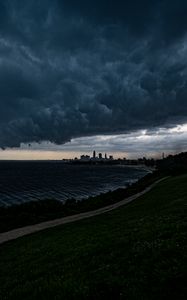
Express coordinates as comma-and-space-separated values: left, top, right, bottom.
0, 161, 149, 206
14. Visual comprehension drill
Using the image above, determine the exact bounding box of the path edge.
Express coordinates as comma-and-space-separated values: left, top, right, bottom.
0, 177, 169, 246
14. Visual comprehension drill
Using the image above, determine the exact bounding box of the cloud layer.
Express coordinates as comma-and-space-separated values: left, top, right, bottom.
0, 0, 187, 148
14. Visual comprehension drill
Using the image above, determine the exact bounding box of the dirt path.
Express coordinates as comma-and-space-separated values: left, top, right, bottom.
0, 177, 168, 245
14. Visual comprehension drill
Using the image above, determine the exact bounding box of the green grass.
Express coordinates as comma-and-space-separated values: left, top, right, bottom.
0, 171, 161, 233
0, 174, 187, 299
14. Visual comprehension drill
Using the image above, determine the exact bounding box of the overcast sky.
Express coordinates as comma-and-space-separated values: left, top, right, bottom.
0, 0, 187, 159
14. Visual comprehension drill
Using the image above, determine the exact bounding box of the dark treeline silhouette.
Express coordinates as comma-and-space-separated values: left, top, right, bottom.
156, 152, 187, 175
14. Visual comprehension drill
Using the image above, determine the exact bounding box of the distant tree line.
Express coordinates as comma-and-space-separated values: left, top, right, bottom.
156, 152, 187, 175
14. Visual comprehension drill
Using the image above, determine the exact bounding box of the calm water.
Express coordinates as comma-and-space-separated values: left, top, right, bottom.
0, 161, 149, 207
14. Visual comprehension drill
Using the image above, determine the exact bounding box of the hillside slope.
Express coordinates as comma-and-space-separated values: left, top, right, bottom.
0, 175, 187, 300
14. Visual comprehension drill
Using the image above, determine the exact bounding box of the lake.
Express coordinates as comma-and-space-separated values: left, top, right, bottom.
0, 161, 149, 206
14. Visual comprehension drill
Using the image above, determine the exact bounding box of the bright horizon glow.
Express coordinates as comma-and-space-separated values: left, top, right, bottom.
0, 150, 129, 160
0, 123, 187, 160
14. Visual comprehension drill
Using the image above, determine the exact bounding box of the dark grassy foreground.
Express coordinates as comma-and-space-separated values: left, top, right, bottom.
0, 171, 160, 233
0, 175, 187, 300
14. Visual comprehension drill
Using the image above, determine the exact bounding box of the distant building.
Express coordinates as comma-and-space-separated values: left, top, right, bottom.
93, 150, 96, 158
109, 155, 113, 160
80, 155, 90, 161
99, 153, 102, 159
105, 153, 107, 159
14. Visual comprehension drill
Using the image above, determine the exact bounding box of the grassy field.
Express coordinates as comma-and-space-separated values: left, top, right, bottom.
0, 174, 187, 299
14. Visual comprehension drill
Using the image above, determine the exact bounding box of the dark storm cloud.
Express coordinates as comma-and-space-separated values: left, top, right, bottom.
0, 0, 187, 148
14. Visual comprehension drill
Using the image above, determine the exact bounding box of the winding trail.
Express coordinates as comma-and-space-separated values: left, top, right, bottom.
0, 177, 168, 245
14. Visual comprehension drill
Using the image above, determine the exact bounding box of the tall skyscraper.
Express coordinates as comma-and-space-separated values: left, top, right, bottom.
93, 150, 96, 158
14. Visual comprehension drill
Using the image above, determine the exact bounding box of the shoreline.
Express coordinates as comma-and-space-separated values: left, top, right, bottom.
1, 174, 186, 299
0, 170, 162, 234
0, 176, 168, 245
0, 163, 150, 208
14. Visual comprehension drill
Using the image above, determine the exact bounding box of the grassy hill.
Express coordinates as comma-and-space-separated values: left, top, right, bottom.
0, 171, 161, 233
0, 174, 187, 299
